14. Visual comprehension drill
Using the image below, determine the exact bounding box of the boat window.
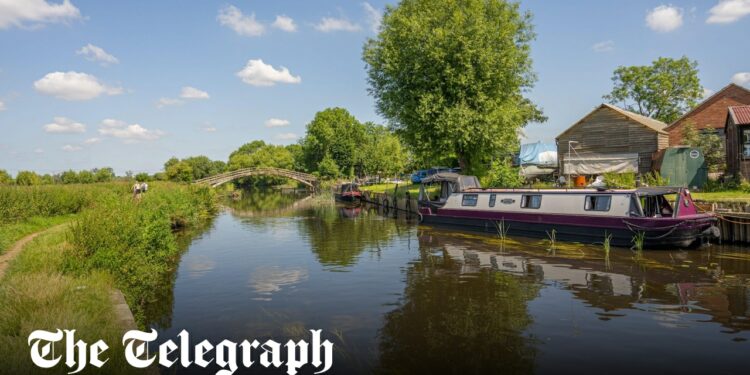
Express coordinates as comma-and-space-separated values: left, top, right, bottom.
489, 194, 496, 207
520, 195, 542, 209
585, 195, 611, 211
462, 194, 478, 207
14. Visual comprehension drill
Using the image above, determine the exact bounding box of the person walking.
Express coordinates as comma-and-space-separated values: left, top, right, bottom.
142, 181, 149, 193
132, 181, 141, 199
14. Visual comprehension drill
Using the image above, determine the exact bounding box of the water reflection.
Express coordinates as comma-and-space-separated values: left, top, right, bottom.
151, 190, 750, 374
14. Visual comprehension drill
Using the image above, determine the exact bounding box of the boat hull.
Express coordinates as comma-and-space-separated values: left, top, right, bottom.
419, 208, 718, 248
334, 193, 361, 203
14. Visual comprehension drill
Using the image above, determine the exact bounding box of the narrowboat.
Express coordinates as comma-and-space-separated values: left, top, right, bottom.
334, 183, 363, 203
417, 173, 719, 249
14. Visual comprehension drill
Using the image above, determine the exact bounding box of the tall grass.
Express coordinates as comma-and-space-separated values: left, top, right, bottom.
63, 183, 217, 325
0, 183, 128, 223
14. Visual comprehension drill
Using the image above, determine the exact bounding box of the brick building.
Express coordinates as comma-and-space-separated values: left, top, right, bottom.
665, 83, 750, 146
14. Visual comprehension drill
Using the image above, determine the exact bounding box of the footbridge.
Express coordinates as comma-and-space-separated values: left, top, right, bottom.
193, 167, 318, 190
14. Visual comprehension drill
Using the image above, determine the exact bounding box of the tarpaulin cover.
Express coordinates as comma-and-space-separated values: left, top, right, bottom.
518, 142, 557, 167
562, 153, 639, 175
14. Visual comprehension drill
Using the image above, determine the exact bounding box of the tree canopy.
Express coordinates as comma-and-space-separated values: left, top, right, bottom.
164, 156, 226, 182
302, 107, 366, 177
604, 56, 703, 124
363, 0, 544, 174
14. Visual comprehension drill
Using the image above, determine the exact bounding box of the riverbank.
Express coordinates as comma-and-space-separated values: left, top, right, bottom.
0, 182, 217, 371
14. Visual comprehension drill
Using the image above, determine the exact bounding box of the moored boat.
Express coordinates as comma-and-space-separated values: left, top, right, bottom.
334, 183, 363, 203
417, 173, 719, 249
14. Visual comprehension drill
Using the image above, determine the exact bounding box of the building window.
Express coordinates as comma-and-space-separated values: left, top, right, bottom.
742, 128, 750, 158
462, 194, 478, 207
585, 195, 611, 211
521, 195, 542, 209
489, 194, 496, 207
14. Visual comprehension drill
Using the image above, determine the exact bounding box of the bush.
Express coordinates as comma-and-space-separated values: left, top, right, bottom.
0, 184, 127, 223
64, 183, 216, 324
482, 159, 523, 188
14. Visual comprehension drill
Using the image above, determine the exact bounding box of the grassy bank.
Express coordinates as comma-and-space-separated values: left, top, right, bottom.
359, 183, 422, 198
0, 183, 216, 373
0, 215, 73, 254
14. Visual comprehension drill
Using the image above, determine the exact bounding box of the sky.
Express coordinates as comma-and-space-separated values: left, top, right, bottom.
1, 0, 749, 175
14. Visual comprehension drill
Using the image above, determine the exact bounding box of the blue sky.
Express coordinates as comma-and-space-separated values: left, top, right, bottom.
1, 0, 749, 175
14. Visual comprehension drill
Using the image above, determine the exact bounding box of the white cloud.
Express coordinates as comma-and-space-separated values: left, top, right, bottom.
733, 72, 750, 86
156, 97, 183, 108
646, 5, 683, 32
98, 120, 164, 142
272, 15, 296, 32
101, 118, 126, 128
180, 86, 210, 99
83, 137, 101, 144
76, 43, 119, 65
202, 126, 217, 132
314, 17, 361, 32
34, 71, 122, 101
0, 0, 81, 30
702, 87, 715, 98
0, 100, 5, 111
275, 132, 298, 141
363, 2, 381, 33
592, 40, 615, 52
34, 148, 44, 154
236, 59, 301, 87
43, 116, 86, 133
265, 118, 290, 128
62, 144, 82, 152
707, 0, 750, 24
218, 5, 264, 37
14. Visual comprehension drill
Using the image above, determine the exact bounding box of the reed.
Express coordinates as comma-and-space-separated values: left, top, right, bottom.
494, 219, 510, 241
546, 229, 557, 252
603, 231, 613, 270
631, 231, 645, 260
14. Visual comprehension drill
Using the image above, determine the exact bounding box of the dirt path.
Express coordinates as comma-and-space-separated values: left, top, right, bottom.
0, 224, 68, 280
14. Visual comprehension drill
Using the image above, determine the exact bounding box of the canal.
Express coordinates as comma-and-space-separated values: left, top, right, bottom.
150, 190, 750, 374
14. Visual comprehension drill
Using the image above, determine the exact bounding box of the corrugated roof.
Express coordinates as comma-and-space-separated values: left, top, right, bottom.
556, 103, 668, 140
729, 105, 750, 125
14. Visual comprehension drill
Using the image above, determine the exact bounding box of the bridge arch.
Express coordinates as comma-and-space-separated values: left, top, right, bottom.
193, 167, 318, 190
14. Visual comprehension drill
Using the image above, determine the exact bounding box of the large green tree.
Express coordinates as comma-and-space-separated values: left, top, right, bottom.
0, 169, 13, 185
302, 108, 366, 177
361, 122, 407, 177
228, 141, 295, 186
604, 56, 703, 124
363, 0, 544, 174
15, 171, 41, 186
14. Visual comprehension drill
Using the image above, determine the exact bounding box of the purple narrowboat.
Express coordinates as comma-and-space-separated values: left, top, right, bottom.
417, 173, 719, 249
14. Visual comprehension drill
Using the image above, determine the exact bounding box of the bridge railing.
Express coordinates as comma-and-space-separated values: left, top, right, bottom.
193, 167, 318, 189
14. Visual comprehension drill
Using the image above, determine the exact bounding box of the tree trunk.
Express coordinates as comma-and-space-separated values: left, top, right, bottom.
457, 152, 468, 172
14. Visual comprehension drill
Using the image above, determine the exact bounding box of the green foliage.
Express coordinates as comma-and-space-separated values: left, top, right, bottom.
482, 159, 524, 188
363, 0, 544, 174
227, 140, 295, 186
163, 155, 225, 182
14, 171, 41, 186
0, 170, 13, 185
602, 172, 636, 188
165, 160, 194, 182
94, 167, 115, 182
360, 122, 407, 177
65, 183, 217, 324
316, 153, 341, 179
77, 170, 95, 184
134, 172, 151, 182
642, 171, 670, 187
60, 170, 79, 184
302, 107, 366, 177
681, 123, 725, 172
604, 56, 702, 124
0, 183, 128, 223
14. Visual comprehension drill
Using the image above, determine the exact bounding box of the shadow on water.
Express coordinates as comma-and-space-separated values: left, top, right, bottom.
148, 189, 750, 374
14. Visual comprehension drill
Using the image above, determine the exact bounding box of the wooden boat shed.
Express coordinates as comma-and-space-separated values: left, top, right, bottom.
725, 105, 750, 180
556, 103, 669, 176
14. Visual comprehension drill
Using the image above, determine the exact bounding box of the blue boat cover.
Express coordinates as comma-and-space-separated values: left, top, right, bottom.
517, 142, 557, 167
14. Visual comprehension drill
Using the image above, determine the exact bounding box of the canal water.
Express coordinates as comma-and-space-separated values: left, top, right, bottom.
151, 191, 750, 374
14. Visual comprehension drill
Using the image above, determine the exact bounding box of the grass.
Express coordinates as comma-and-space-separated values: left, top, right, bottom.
0, 228, 141, 374
0, 215, 74, 255
692, 191, 750, 202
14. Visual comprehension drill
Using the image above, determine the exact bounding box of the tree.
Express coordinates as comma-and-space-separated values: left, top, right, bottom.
60, 170, 79, 184
15, 171, 41, 186
0, 169, 13, 185
40, 174, 55, 185
301, 108, 366, 177
227, 141, 295, 186
94, 167, 115, 182
183, 156, 224, 180
361, 122, 407, 177
165, 161, 194, 182
77, 170, 95, 184
363, 0, 544, 174
682, 123, 725, 173
135, 172, 151, 182
604, 56, 703, 124
317, 154, 341, 179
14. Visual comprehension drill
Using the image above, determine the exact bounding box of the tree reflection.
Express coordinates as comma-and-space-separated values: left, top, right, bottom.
299, 204, 408, 267
375, 237, 541, 374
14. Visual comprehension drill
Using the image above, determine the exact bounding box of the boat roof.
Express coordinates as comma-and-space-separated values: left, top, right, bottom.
462, 186, 683, 196
421, 173, 482, 190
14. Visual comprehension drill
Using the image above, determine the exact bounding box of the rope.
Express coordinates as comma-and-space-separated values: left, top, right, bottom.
694, 202, 750, 225
621, 219, 687, 240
